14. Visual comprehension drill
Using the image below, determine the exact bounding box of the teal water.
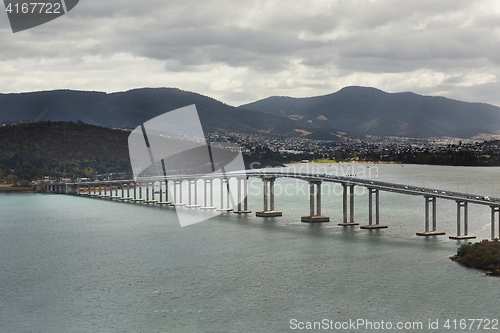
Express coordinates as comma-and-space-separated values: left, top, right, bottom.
1, 164, 499, 332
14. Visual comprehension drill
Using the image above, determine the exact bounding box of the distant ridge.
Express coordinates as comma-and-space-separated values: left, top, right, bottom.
239, 86, 500, 138
2, 86, 500, 138
0, 88, 321, 137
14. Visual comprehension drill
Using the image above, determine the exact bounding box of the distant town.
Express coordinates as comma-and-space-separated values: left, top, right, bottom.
2, 121, 500, 190
208, 131, 500, 167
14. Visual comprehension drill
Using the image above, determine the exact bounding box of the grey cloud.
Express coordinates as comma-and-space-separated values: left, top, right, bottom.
1, 0, 500, 105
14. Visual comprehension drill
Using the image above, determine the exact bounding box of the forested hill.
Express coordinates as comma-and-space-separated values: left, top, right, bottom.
240, 86, 500, 138
0, 122, 131, 180
0, 121, 295, 182
0, 88, 318, 137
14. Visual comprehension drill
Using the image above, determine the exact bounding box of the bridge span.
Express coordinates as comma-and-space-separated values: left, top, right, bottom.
45, 170, 500, 240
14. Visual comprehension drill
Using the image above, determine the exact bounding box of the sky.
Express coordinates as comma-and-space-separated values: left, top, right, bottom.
1, 0, 500, 107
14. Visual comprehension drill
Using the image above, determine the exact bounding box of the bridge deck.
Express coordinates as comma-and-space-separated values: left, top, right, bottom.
61, 170, 499, 206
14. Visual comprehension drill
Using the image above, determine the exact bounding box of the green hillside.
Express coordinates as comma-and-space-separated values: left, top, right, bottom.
0, 122, 131, 181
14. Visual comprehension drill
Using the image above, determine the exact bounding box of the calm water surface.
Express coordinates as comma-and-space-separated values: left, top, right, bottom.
1, 163, 499, 332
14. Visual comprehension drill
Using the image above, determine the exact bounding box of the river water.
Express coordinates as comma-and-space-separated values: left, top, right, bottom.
1, 163, 499, 332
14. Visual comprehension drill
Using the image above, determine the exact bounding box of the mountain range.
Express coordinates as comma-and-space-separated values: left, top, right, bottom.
1, 86, 500, 138
240, 86, 500, 138
0, 88, 319, 137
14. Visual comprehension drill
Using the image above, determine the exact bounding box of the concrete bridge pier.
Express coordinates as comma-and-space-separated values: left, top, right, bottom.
490, 206, 500, 240
118, 183, 126, 200
256, 177, 282, 217
123, 183, 133, 201
361, 188, 387, 229
132, 183, 144, 202
171, 180, 186, 206
338, 184, 358, 226
127, 183, 132, 199
66, 184, 77, 195
186, 180, 201, 208
110, 184, 117, 199
101, 185, 109, 198
201, 179, 216, 210
126, 183, 133, 200
234, 177, 251, 214
417, 196, 445, 236
144, 183, 150, 202
450, 201, 475, 239
114, 184, 121, 199
144, 182, 157, 204
157, 180, 171, 205
302, 181, 329, 223
217, 178, 233, 212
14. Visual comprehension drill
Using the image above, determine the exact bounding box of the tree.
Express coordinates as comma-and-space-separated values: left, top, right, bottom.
6, 175, 19, 185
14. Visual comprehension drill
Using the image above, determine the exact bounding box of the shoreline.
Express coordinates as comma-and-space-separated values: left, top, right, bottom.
292, 160, 500, 167
0, 185, 36, 193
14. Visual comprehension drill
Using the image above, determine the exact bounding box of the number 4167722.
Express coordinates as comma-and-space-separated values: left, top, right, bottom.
443, 319, 498, 330
5, 2, 62, 14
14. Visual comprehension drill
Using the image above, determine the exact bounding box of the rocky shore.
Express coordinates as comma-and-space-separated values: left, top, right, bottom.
450, 239, 500, 276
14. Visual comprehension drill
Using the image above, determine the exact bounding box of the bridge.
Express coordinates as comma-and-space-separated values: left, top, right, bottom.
45, 170, 500, 240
